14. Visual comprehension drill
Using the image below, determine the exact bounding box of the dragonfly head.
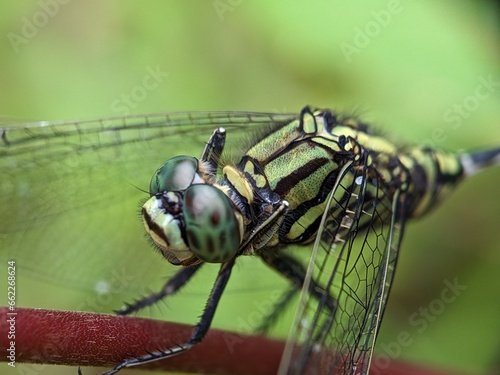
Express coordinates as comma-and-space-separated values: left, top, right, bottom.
142, 156, 243, 266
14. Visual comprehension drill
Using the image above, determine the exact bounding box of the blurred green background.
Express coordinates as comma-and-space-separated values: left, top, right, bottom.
0, 1, 499, 375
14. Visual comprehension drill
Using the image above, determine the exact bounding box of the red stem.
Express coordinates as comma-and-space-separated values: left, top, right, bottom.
0, 307, 283, 374
0, 307, 468, 375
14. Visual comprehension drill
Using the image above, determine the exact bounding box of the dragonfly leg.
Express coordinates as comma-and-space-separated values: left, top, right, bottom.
116, 263, 203, 315
200, 127, 226, 170
105, 259, 235, 375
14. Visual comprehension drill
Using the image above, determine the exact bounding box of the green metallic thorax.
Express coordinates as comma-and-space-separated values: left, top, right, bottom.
218, 109, 465, 249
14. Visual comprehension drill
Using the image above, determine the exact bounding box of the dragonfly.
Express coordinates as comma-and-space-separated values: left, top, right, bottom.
1, 106, 499, 375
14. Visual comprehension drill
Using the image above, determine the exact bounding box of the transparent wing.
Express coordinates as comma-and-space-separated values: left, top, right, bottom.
280, 154, 406, 375
0, 111, 298, 309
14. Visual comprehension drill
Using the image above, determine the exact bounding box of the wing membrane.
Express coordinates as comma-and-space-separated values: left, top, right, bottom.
281, 153, 406, 375
0, 111, 297, 299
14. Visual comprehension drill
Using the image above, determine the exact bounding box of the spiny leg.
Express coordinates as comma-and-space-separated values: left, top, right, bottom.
104, 258, 236, 375
201, 127, 226, 169
116, 264, 203, 315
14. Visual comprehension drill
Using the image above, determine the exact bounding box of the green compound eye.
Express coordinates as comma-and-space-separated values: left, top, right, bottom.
183, 184, 240, 263
150, 156, 198, 195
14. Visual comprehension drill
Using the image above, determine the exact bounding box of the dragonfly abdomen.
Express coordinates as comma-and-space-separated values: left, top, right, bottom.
398, 147, 465, 218
404, 146, 500, 218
